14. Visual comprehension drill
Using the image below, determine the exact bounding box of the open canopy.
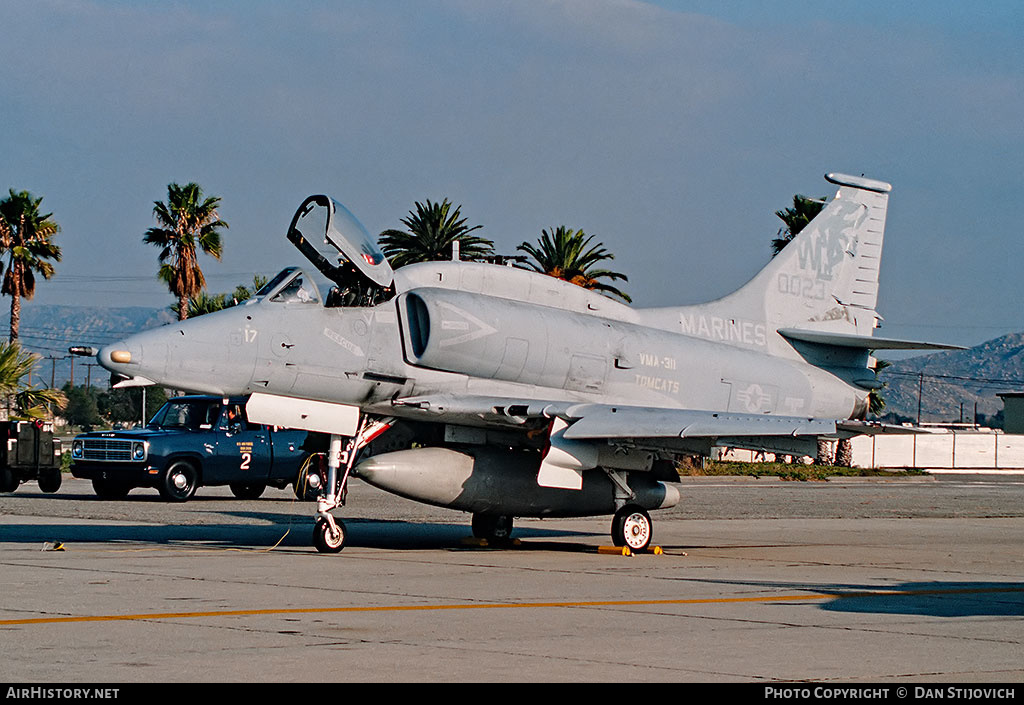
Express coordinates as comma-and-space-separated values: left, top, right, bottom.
286, 195, 394, 289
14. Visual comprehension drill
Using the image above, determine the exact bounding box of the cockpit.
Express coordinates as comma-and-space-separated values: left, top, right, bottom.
254, 267, 321, 304
252, 195, 396, 309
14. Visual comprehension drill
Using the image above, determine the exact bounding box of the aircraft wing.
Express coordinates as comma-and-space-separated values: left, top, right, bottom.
562, 408, 925, 441
556, 404, 834, 440
387, 394, 923, 489
392, 393, 893, 438
390, 393, 916, 441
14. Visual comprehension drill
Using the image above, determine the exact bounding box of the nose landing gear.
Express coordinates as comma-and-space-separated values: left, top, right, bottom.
312, 417, 395, 554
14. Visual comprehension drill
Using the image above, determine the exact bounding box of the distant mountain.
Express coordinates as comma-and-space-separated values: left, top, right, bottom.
878, 332, 1024, 424
0, 304, 172, 387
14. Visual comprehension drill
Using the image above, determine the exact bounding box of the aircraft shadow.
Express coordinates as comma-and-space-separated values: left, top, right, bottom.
0, 514, 603, 553
675, 578, 1024, 618
818, 580, 1024, 617
12, 490, 310, 504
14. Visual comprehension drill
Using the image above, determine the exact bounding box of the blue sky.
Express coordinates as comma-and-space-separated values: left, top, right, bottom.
2, 0, 1022, 353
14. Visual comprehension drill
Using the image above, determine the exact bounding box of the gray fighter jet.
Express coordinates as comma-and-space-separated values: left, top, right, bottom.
97, 173, 958, 553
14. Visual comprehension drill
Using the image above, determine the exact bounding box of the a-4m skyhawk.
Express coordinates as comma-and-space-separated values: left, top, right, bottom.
96, 172, 958, 553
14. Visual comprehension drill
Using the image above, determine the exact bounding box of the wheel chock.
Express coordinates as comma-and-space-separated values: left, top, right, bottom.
597, 545, 664, 556
598, 546, 633, 556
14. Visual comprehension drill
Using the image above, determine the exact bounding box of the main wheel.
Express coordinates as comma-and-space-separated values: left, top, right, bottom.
92, 477, 131, 500
229, 482, 266, 500
38, 470, 62, 494
611, 505, 653, 551
312, 517, 346, 553
471, 514, 514, 542
0, 466, 19, 493
159, 461, 198, 502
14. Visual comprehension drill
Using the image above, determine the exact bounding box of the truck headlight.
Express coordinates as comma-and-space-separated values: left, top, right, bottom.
71, 440, 83, 459
132, 442, 146, 461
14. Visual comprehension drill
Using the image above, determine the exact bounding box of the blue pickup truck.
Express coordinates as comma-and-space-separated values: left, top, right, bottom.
70, 395, 314, 501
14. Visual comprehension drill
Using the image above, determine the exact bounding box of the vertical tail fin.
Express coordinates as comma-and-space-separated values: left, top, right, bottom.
643, 172, 892, 352
760, 173, 891, 335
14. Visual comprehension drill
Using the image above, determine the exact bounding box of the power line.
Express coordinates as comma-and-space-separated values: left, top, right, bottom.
883, 370, 1024, 388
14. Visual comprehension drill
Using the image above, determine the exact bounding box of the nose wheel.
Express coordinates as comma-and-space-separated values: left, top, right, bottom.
611, 505, 652, 552
313, 516, 346, 553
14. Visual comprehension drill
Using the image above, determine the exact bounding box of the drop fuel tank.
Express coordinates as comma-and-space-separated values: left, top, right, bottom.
354, 446, 679, 518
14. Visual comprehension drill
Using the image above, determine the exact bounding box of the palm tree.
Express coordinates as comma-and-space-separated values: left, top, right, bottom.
169, 274, 268, 319
169, 290, 231, 319
379, 199, 493, 267
233, 274, 268, 304
0, 341, 66, 420
868, 356, 891, 417
771, 195, 826, 257
143, 183, 228, 320
0, 190, 62, 343
517, 226, 632, 303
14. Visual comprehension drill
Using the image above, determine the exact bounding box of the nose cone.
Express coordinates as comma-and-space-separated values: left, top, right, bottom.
97, 329, 170, 387
97, 341, 139, 375
97, 306, 260, 395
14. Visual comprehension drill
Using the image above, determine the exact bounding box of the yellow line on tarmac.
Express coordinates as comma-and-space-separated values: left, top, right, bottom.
2, 586, 1020, 627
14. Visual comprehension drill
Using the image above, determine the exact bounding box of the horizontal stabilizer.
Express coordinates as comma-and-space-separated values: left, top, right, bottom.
778, 328, 965, 351
836, 420, 932, 437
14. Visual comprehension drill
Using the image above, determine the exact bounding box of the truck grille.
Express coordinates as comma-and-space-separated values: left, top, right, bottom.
81, 439, 134, 462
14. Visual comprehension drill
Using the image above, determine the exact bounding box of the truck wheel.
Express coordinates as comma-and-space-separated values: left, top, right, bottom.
159, 461, 198, 502
293, 457, 325, 501
92, 478, 130, 500
229, 482, 266, 500
38, 470, 62, 494
0, 467, 19, 493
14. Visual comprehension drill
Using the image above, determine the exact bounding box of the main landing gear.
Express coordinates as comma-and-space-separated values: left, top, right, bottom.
606, 469, 654, 552
611, 504, 653, 552
471, 513, 514, 543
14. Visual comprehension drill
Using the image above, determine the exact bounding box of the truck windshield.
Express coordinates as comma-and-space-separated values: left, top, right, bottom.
148, 399, 222, 430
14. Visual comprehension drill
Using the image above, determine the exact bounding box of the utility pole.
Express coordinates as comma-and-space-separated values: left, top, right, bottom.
47, 354, 71, 389
917, 372, 924, 425
84, 363, 97, 389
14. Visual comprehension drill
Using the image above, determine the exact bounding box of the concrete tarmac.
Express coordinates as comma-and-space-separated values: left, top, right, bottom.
1, 475, 1022, 683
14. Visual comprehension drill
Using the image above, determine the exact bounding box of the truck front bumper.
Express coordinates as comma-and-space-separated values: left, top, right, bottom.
71, 462, 162, 488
